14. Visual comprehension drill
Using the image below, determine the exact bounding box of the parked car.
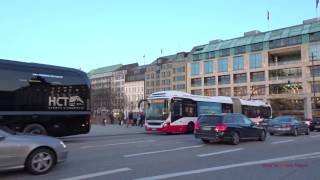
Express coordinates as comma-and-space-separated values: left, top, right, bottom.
268, 116, 310, 136
0, 126, 68, 175
194, 113, 267, 145
259, 118, 272, 130
310, 117, 320, 131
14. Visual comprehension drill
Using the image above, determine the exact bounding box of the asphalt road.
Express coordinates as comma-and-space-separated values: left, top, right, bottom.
1, 131, 320, 180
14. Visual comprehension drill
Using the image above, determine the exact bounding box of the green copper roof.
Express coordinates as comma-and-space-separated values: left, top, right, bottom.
194, 21, 320, 55
88, 64, 123, 77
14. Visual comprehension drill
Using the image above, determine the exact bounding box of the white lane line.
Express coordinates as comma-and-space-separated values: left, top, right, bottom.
124, 145, 204, 158
311, 134, 320, 138
81, 140, 155, 149
197, 148, 244, 157
60, 167, 131, 180
271, 140, 294, 145
134, 152, 320, 180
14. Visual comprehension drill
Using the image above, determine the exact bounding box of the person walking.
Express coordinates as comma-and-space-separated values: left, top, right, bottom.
127, 111, 133, 127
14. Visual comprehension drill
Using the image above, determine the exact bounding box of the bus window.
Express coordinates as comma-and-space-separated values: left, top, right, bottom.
182, 101, 197, 117
222, 104, 233, 113
197, 102, 222, 115
171, 100, 183, 122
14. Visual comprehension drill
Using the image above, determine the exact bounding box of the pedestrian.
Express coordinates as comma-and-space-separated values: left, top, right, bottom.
141, 112, 145, 127
109, 112, 114, 124
136, 113, 141, 127
127, 111, 133, 127
102, 118, 107, 126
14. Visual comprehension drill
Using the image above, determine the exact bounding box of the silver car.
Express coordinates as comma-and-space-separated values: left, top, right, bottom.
0, 127, 68, 175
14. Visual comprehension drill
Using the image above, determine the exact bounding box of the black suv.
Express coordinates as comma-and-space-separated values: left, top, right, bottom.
194, 113, 267, 145
310, 117, 320, 131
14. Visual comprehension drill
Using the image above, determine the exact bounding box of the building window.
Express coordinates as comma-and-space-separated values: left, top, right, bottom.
218, 75, 230, 85
193, 54, 201, 61
174, 84, 186, 90
218, 58, 228, 72
269, 82, 303, 95
191, 63, 200, 76
269, 68, 302, 80
161, 72, 166, 77
310, 65, 320, 77
204, 61, 213, 74
174, 75, 185, 81
204, 76, 215, 86
234, 86, 247, 96
166, 71, 171, 77
219, 49, 230, 57
208, 51, 215, 59
251, 85, 266, 96
174, 67, 185, 73
162, 80, 165, 85
310, 32, 320, 42
233, 73, 247, 84
233, 56, 244, 70
309, 43, 320, 60
250, 53, 262, 69
269, 35, 302, 49
235, 46, 246, 55
250, 42, 263, 52
204, 88, 216, 96
191, 78, 202, 87
151, 73, 155, 79
250, 71, 265, 82
311, 81, 320, 93
191, 89, 202, 95
218, 88, 231, 96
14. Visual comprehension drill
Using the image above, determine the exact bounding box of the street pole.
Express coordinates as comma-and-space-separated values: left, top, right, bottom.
311, 52, 317, 117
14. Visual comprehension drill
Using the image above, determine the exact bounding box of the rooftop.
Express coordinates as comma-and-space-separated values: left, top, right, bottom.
88, 64, 123, 77
193, 18, 320, 55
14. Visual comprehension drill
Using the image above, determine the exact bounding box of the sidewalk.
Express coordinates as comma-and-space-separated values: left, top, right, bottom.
73, 124, 147, 138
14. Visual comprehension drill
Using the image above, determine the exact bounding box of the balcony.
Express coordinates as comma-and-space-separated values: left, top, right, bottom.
268, 50, 301, 67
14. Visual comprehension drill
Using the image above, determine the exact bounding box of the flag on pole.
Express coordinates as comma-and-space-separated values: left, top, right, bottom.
317, 0, 319, 8
267, 10, 270, 21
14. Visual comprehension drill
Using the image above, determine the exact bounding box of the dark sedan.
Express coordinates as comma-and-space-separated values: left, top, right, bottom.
268, 116, 310, 136
194, 113, 267, 145
310, 117, 320, 131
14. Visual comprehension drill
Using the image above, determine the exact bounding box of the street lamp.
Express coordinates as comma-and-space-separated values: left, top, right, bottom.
311, 52, 317, 115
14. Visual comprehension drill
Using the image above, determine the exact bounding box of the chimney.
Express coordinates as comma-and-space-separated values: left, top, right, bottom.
244, 30, 262, 37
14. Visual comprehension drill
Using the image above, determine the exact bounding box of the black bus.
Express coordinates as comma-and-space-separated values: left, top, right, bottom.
0, 59, 91, 136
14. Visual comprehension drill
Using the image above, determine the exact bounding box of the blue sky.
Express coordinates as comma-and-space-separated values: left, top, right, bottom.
0, 0, 315, 72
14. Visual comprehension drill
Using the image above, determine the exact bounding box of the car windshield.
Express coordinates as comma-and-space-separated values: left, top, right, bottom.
198, 115, 223, 126
0, 126, 16, 135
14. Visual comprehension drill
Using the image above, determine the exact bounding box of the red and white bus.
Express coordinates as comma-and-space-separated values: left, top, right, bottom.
145, 91, 272, 134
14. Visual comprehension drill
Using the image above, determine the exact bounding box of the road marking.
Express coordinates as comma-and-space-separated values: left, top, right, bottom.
311, 134, 320, 138
124, 145, 204, 158
271, 140, 294, 145
197, 148, 244, 157
60, 167, 131, 180
134, 152, 320, 180
80, 140, 155, 149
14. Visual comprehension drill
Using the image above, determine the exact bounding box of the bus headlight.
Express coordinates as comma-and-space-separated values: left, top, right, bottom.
163, 122, 170, 127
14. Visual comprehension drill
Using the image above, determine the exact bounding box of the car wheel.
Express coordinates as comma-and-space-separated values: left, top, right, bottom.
269, 132, 274, 136
201, 139, 210, 144
231, 132, 240, 145
305, 128, 310, 135
25, 148, 56, 175
187, 122, 194, 134
293, 129, 298, 137
23, 124, 47, 135
259, 130, 267, 141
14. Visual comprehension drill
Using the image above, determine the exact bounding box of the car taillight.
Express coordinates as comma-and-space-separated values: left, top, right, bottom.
215, 125, 227, 132
195, 118, 199, 130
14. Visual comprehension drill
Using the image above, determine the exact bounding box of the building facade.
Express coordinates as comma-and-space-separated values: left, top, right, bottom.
187, 18, 320, 119
124, 65, 146, 116
145, 52, 190, 97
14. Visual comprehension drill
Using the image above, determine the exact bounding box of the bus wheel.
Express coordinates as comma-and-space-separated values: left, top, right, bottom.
23, 124, 47, 135
187, 122, 194, 134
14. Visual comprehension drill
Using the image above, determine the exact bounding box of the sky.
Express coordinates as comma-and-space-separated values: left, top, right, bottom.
0, 0, 316, 72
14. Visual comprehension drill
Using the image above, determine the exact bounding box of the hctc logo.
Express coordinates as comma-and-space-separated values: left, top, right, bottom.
49, 96, 84, 107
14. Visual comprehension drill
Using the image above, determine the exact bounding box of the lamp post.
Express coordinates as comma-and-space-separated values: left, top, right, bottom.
311, 52, 317, 116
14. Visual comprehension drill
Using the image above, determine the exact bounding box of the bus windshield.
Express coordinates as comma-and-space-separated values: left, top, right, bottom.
146, 99, 169, 120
